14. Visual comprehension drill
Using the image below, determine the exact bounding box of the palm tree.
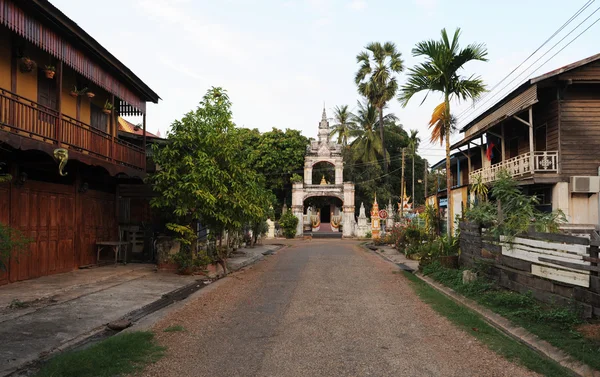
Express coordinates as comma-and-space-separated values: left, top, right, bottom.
329, 105, 356, 147
399, 28, 487, 236
408, 129, 420, 207
355, 42, 404, 178
349, 101, 397, 164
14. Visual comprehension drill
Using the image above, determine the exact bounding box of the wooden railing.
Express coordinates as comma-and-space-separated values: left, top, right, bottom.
0, 88, 145, 170
470, 151, 558, 184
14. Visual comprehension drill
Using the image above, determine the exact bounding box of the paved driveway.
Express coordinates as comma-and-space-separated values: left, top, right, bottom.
144, 240, 538, 377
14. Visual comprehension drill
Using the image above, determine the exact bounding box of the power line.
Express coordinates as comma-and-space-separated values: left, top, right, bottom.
456, 3, 600, 126
454, 0, 594, 122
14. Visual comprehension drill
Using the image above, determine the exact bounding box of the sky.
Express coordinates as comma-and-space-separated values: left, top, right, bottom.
50, 0, 600, 163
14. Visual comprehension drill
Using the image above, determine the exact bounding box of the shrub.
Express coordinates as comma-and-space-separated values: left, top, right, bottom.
279, 210, 299, 239
365, 231, 372, 239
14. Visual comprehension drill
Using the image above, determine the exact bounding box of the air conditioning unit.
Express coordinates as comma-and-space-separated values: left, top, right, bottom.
570, 176, 600, 193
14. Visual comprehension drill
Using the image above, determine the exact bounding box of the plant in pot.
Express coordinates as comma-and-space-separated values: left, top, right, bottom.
103, 100, 113, 115
43, 65, 56, 79
18, 57, 36, 73
70, 86, 87, 97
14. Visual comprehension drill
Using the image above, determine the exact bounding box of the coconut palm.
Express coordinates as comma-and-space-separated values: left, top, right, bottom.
355, 42, 404, 178
329, 105, 356, 147
349, 101, 397, 164
408, 129, 420, 206
399, 28, 487, 236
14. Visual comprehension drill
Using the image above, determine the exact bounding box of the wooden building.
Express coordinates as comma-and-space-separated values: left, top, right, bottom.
429, 53, 600, 231
0, 0, 159, 284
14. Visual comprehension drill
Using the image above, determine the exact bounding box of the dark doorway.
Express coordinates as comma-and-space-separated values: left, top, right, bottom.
321, 206, 331, 223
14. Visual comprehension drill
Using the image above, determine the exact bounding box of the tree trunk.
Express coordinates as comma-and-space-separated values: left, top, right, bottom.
412, 152, 415, 208
444, 96, 452, 237
378, 107, 388, 182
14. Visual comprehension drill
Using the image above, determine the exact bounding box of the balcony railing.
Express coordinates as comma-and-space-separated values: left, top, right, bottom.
469, 151, 558, 184
0, 88, 144, 170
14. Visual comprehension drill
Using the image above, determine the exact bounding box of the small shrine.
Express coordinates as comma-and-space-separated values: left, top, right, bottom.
291, 108, 356, 237
398, 181, 413, 213
370, 194, 381, 239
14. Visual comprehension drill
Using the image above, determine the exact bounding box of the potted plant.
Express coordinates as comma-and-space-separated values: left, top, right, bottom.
69, 86, 87, 97
103, 100, 114, 115
19, 57, 36, 73
43, 65, 56, 79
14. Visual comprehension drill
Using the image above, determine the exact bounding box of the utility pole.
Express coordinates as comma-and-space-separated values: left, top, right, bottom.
400, 148, 405, 218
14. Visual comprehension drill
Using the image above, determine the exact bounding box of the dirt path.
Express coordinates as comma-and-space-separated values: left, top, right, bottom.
143, 240, 539, 377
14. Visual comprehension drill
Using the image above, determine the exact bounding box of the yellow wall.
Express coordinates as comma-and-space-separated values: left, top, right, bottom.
0, 28, 11, 90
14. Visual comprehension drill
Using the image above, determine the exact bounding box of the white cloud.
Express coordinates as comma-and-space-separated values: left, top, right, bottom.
348, 0, 367, 11
414, 0, 436, 10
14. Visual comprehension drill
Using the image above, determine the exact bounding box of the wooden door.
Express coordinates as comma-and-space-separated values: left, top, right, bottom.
78, 190, 117, 266
0, 183, 10, 285
9, 181, 75, 282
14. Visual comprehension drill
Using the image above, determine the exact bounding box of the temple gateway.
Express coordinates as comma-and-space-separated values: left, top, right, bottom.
292, 109, 356, 237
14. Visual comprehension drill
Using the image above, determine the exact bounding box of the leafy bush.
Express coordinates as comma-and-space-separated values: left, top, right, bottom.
417, 235, 459, 267
365, 231, 372, 239
466, 170, 566, 239
290, 173, 303, 183
0, 222, 32, 271
279, 210, 298, 239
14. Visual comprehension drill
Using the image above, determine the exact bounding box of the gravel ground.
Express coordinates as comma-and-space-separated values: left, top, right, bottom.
143, 240, 539, 377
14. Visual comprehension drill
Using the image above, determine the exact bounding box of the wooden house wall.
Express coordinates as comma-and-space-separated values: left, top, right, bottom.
559, 84, 600, 176
533, 93, 559, 151
0, 175, 118, 285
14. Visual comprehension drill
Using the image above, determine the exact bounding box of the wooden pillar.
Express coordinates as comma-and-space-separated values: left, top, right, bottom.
501, 123, 506, 161
110, 94, 115, 162
10, 36, 17, 126
457, 158, 461, 187
529, 106, 534, 172
142, 112, 147, 171
56, 61, 63, 146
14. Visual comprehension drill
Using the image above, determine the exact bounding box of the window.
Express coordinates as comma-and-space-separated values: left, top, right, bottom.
37, 70, 57, 122
535, 124, 547, 151
90, 103, 108, 133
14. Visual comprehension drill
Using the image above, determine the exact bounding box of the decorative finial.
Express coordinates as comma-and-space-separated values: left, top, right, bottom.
322, 105, 327, 122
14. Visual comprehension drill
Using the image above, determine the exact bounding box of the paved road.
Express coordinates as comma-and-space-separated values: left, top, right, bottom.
144, 240, 537, 377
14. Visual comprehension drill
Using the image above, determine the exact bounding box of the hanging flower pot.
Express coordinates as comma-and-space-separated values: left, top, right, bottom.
19, 57, 36, 73
44, 65, 56, 79
103, 99, 114, 115
86, 92, 95, 98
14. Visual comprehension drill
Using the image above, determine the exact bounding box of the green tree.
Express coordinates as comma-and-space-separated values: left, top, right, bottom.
148, 87, 273, 273
349, 101, 397, 165
241, 128, 309, 215
408, 129, 420, 207
329, 105, 356, 147
399, 28, 487, 235
355, 42, 404, 179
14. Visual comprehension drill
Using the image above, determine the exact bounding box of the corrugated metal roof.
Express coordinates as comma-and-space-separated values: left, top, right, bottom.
118, 117, 160, 138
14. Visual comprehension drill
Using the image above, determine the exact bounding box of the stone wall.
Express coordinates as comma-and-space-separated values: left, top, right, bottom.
459, 222, 600, 318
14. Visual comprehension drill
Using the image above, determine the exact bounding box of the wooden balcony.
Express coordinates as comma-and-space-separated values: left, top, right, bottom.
0, 88, 145, 171
470, 151, 559, 184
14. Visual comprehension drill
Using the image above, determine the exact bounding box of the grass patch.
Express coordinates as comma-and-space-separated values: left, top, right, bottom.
422, 262, 600, 371
404, 272, 571, 377
34, 331, 165, 377
163, 325, 186, 333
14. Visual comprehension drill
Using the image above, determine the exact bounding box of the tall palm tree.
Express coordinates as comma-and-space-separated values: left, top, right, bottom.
329, 105, 356, 147
408, 129, 420, 207
349, 101, 397, 164
399, 28, 487, 236
355, 42, 404, 178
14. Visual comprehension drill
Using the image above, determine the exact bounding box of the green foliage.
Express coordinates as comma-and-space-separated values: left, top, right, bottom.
149, 87, 273, 245
417, 235, 459, 267
0, 222, 32, 271
279, 210, 299, 239
290, 173, 303, 183
33, 332, 164, 377
422, 204, 440, 237
163, 325, 186, 333
329, 105, 357, 147
465, 170, 566, 238
365, 231, 372, 239
404, 272, 573, 377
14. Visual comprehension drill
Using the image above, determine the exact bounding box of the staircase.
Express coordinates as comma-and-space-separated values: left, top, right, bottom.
304, 222, 342, 239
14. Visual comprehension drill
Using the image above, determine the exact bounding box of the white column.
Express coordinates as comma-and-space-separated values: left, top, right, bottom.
292, 182, 305, 237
